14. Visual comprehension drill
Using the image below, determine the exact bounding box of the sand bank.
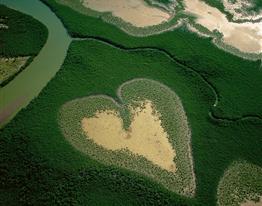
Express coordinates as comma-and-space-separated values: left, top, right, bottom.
82, 0, 171, 27
183, 0, 262, 54
241, 196, 262, 206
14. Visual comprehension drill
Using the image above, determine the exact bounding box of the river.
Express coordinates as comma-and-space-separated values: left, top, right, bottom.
0, 0, 71, 127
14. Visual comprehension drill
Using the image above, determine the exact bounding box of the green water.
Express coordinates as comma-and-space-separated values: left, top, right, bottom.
0, 0, 71, 126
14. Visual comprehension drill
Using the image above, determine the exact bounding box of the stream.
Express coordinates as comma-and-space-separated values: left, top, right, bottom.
0, 0, 71, 127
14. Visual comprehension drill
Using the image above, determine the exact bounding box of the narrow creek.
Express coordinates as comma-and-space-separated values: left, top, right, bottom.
0, 0, 71, 127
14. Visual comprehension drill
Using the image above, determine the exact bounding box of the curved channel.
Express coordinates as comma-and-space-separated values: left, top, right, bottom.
0, 0, 71, 127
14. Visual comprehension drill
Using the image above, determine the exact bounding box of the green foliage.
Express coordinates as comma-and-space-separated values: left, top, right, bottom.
191, 0, 262, 20
248, 0, 262, 12
0, 1, 261, 205
144, 0, 173, 7
0, 5, 48, 86
53, 0, 184, 36
152, 0, 172, 4
42, 0, 262, 119
0, 5, 48, 57
198, 0, 227, 15
1, 38, 261, 205
217, 161, 262, 206
59, 79, 195, 196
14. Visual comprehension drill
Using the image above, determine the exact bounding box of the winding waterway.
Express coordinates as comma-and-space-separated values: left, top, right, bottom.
1, 0, 261, 128
0, 0, 71, 127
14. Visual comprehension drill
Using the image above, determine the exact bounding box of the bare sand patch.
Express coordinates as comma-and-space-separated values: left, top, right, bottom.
183, 0, 262, 54
81, 0, 171, 27
81, 100, 176, 172
241, 197, 262, 206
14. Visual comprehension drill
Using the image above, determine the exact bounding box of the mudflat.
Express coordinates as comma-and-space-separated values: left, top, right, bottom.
183, 0, 262, 54
82, 0, 171, 27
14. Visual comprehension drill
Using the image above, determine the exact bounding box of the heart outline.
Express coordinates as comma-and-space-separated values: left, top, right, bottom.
59, 78, 196, 196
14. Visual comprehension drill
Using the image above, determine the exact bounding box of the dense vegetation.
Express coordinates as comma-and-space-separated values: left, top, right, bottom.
217, 161, 262, 206
42, 0, 262, 119
153, 0, 172, 4
146, 0, 173, 6
0, 1, 261, 205
0, 5, 48, 86
1, 37, 261, 205
249, 0, 262, 13
59, 79, 195, 196
0, 5, 48, 57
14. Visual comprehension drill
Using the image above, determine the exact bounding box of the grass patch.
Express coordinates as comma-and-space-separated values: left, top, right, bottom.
0, 5, 48, 57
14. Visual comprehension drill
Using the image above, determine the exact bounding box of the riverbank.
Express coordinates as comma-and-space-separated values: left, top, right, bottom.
0, 0, 71, 127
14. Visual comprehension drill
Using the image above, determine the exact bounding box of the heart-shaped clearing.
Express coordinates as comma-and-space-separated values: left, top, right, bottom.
59, 79, 195, 196
81, 100, 177, 173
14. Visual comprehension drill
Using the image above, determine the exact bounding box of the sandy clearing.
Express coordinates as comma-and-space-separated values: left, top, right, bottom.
81, 100, 177, 172
81, 0, 171, 27
183, 0, 262, 54
241, 196, 262, 206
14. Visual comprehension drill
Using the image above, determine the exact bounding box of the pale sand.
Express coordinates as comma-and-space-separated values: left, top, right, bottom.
183, 0, 262, 53
81, 100, 177, 172
241, 197, 262, 206
81, 0, 171, 27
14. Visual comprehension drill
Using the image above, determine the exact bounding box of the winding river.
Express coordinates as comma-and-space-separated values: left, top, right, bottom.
0, 0, 71, 127
1, 0, 261, 128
